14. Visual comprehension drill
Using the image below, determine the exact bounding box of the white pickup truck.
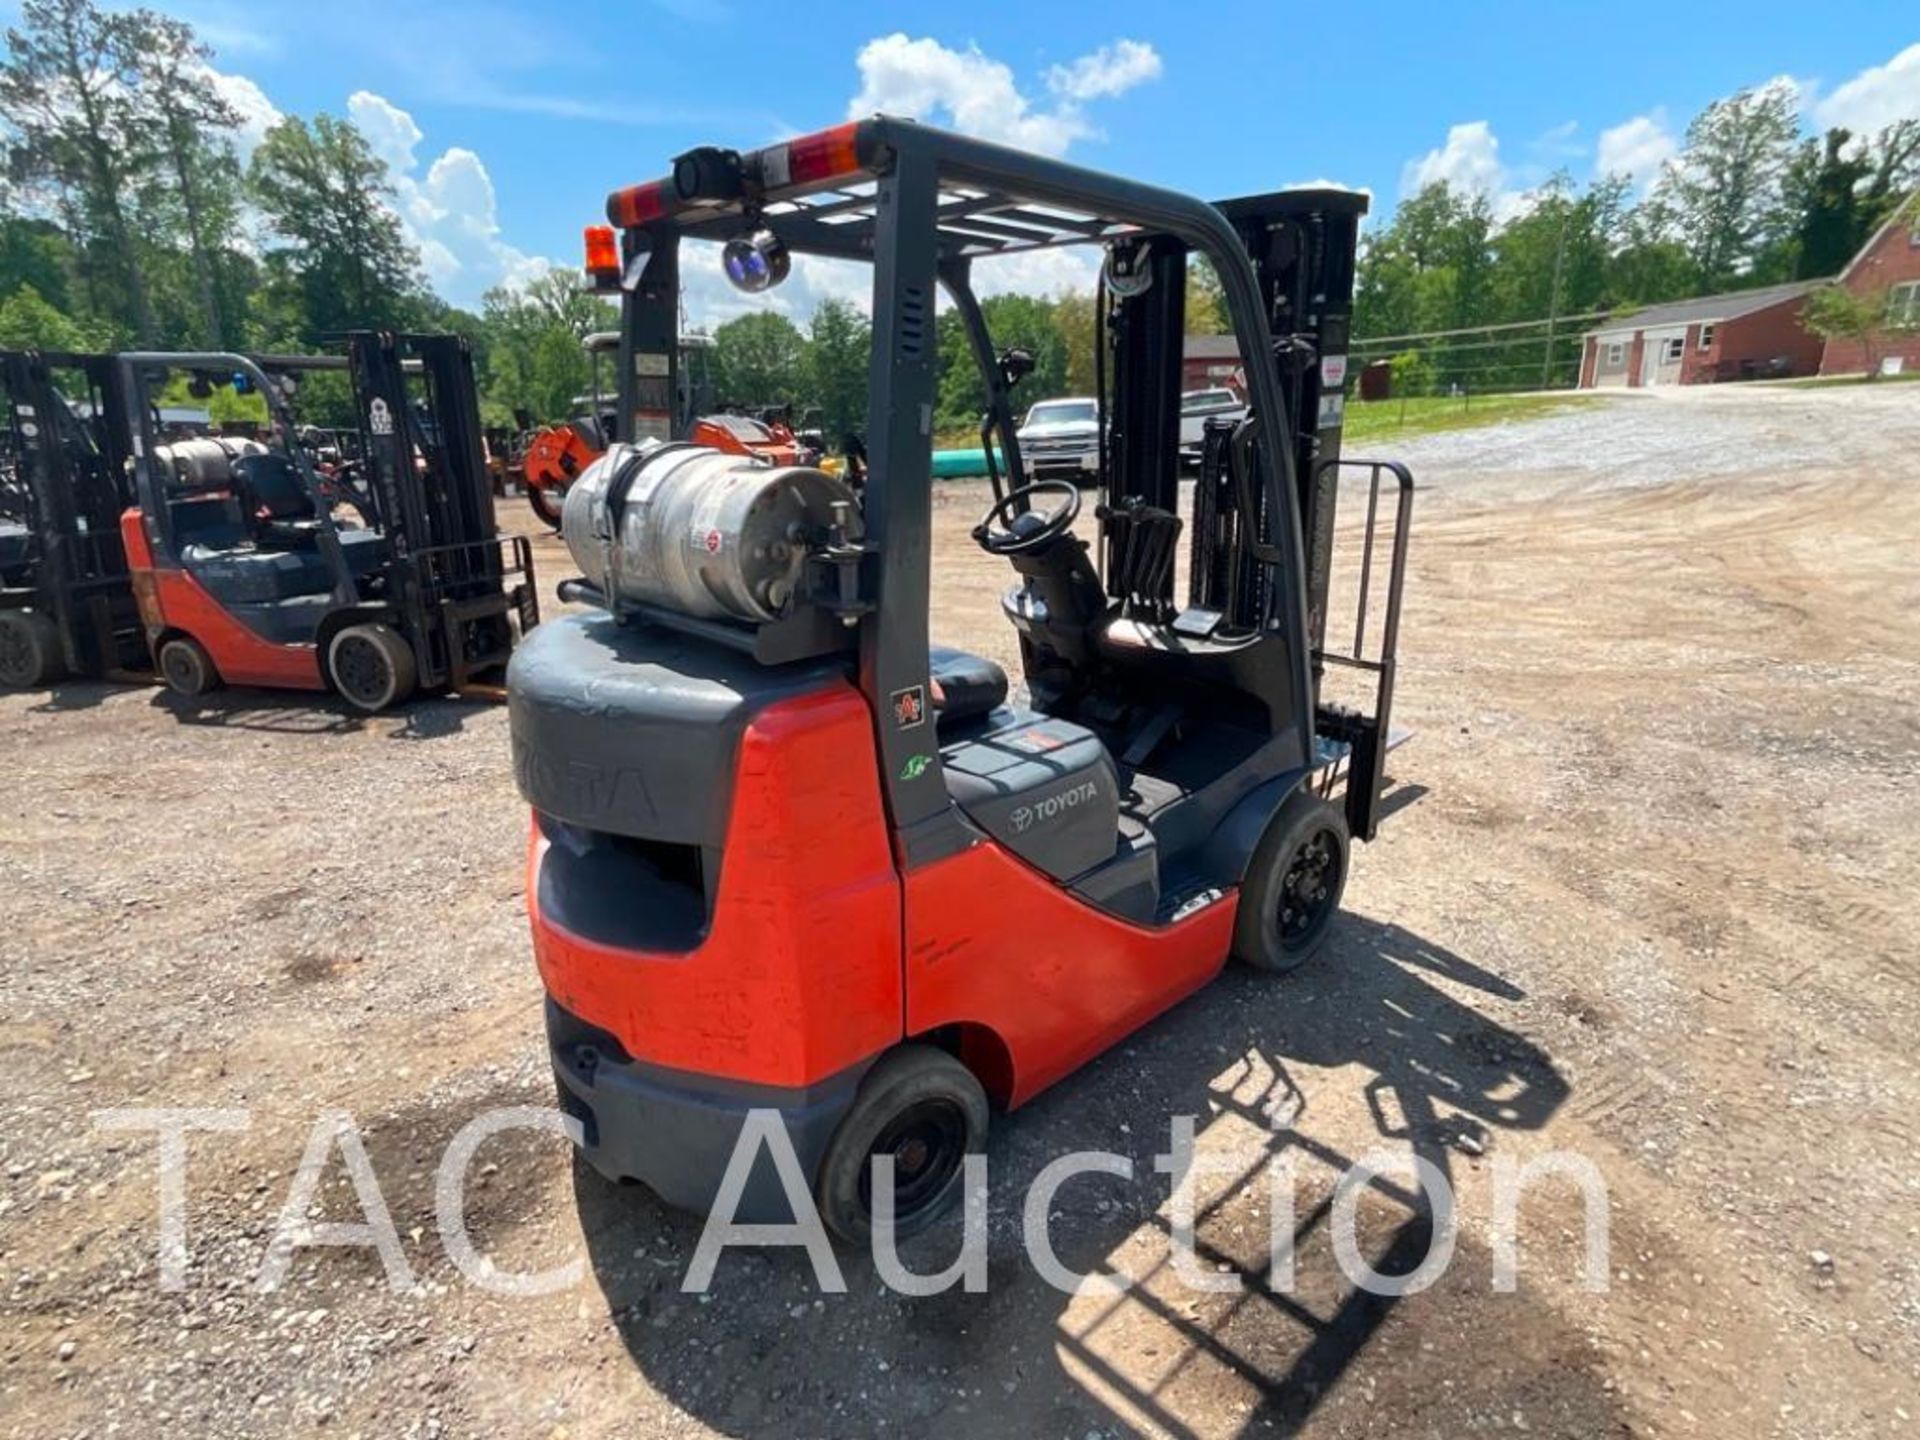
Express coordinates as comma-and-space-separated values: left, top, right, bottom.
1179, 387, 1248, 467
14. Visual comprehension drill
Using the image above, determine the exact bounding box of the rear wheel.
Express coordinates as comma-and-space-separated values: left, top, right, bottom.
0, 610, 63, 689
1232, 790, 1349, 973
326, 622, 417, 713
814, 1044, 988, 1244
527, 482, 566, 529
157, 635, 220, 698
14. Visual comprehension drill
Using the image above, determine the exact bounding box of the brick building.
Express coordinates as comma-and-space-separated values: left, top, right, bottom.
1817, 198, 1920, 377
1182, 334, 1243, 394
1578, 280, 1827, 388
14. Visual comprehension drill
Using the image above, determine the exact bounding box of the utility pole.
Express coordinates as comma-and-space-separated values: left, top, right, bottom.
1540, 208, 1570, 390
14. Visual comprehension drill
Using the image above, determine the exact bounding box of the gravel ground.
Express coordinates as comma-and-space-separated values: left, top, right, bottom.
3, 382, 1918, 1438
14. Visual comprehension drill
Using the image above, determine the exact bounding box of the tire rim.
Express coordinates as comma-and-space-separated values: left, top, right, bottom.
162, 643, 202, 694
858, 1098, 969, 1222
0, 621, 32, 686
1278, 827, 1340, 948
332, 634, 392, 709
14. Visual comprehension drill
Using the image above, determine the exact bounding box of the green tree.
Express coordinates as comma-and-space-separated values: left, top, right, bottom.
1054, 289, 1099, 395
1186, 255, 1226, 334
248, 113, 425, 342
805, 297, 870, 448
0, 281, 101, 348
1802, 284, 1893, 378
0, 215, 74, 310
1648, 83, 1801, 289
0, 0, 159, 339
934, 292, 1066, 427
138, 13, 243, 346
480, 267, 615, 423
1787, 130, 1871, 278
710, 311, 806, 407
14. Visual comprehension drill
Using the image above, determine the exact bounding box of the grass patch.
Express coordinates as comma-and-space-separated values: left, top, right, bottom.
1774, 369, 1920, 389
1342, 391, 1598, 443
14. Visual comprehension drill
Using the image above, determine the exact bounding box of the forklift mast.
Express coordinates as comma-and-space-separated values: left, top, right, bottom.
348, 331, 539, 689
0, 350, 143, 676
1218, 189, 1368, 654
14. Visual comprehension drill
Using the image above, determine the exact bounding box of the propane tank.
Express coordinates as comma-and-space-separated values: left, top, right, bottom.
153, 437, 267, 487
561, 441, 861, 624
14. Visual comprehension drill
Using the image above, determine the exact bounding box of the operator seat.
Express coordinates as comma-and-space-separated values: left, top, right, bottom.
227, 451, 387, 581
927, 645, 1121, 885
928, 644, 1007, 734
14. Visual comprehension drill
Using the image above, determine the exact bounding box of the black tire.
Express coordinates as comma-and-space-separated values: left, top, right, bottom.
527, 483, 565, 529
157, 635, 220, 698
1232, 789, 1350, 973
0, 609, 63, 689
814, 1044, 988, 1244
326, 622, 417, 713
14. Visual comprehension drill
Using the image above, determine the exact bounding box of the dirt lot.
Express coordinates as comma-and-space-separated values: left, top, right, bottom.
3, 382, 1918, 1438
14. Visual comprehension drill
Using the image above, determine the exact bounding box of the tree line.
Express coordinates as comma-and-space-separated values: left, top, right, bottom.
4, 1, 1913, 436
1354, 86, 1918, 390
0, 0, 629, 429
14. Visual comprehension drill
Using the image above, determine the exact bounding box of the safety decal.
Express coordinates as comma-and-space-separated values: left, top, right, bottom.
1002, 727, 1065, 753
1321, 354, 1349, 388
890, 685, 926, 730
368, 398, 393, 435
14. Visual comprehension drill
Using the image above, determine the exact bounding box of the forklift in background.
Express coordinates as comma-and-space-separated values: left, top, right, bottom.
0, 350, 147, 689
511, 118, 1412, 1240
120, 333, 539, 712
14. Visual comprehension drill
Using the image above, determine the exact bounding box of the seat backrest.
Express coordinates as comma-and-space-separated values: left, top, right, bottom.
232, 452, 313, 521
168, 495, 249, 551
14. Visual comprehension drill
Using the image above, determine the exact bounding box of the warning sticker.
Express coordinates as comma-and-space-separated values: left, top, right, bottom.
891, 685, 927, 730
368, 398, 394, 435
702, 528, 723, 555
1003, 727, 1066, 753
1321, 354, 1349, 389
1317, 393, 1346, 430
633, 352, 671, 378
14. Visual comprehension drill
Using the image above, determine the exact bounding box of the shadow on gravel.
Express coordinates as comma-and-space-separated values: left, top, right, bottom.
149, 687, 486, 738
25, 677, 124, 712
573, 917, 1625, 1438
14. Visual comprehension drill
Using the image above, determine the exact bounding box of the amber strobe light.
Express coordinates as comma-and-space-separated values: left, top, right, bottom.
583, 225, 619, 285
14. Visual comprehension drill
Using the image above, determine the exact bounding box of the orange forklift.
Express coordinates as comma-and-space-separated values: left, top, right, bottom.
120, 333, 538, 712
512, 118, 1411, 1238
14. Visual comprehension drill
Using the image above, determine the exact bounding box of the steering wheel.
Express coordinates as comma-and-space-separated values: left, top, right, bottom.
972, 479, 1083, 556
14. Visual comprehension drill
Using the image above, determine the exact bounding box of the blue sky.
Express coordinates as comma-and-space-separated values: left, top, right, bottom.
164, 1, 1920, 319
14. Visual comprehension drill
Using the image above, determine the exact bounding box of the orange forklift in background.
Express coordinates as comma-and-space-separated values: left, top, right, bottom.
120, 334, 538, 712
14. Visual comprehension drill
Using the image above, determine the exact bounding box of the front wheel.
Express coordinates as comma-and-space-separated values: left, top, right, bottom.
0, 610, 64, 689
527, 482, 566, 529
157, 635, 220, 698
326, 622, 417, 713
814, 1045, 988, 1244
1232, 790, 1349, 973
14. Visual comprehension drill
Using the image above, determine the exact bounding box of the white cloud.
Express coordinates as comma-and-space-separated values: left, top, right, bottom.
346, 90, 548, 307
1400, 120, 1504, 199
204, 66, 283, 164
1531, 119, 1586, 163
1595, 110, 1678, 192
1811, 42, 1920, 136
1044, 40, 1163, 102
848, 33, 1161, 158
